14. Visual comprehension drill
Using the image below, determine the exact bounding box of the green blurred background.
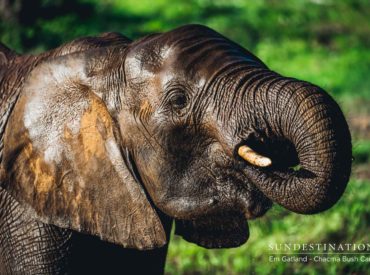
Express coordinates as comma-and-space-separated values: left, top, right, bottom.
1, 0, 369, 274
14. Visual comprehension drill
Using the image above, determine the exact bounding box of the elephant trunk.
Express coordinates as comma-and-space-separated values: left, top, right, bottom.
238, 77, 352, 214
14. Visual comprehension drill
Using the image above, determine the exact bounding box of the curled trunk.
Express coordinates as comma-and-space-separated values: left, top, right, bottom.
242, 78, 352, 214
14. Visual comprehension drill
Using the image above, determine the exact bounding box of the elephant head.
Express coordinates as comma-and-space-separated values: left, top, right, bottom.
1, 25, 351, 250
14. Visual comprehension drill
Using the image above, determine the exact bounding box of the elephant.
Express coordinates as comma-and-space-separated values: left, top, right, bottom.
0, 24, 351, 274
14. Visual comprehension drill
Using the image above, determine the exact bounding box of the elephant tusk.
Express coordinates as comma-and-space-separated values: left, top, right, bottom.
238, 145, 272, 167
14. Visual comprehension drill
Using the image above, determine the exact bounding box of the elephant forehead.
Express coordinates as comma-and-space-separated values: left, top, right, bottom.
125, 42, 176, 76
125, 55, 159, 82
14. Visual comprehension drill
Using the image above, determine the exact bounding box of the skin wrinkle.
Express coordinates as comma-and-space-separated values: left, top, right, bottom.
0, 188, 72, 274
135, 107, 166, 154
185, 44, 243, 76
217, 81, 233, 123
294, 118, 332, 152
249, 72, 276, 117
206, 63, 245, 103
248, 73, 278, 122
278, 81, 304, 138
298, 103, 330, 130
89, 47, 128, 112
229, 68, 261, 103
206, 65, 245, 122
248, 75, 281, 127
178, 37, 226, 54
297, 94, 326, 131
172, 36, 225, 52
231, 71, 269, 136
181, 40, 232, 69
244, 75, 262, 127
298, 120, 333, 146
265, 78, 287, 120
285, 86, 319, 138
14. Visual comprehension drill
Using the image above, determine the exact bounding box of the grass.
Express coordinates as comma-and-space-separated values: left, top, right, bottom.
165, 178, 370, 275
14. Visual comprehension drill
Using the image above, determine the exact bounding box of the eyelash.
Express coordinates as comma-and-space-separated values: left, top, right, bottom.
160, 84, 192, 117
170, 93, 187, 109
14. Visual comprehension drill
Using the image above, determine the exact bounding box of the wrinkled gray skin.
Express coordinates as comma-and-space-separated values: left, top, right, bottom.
0, 25, 351, 274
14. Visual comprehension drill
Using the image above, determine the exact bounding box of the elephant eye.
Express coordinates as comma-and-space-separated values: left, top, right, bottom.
170, 93, 188, 110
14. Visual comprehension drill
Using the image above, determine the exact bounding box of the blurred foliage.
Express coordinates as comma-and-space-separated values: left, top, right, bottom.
1, 0, 369, 50
1, 0, 369, 274
0, 0, 369, 99
353, 140, 370, 165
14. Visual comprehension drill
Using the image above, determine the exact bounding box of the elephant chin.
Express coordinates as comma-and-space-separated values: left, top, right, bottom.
174, 212, 249, 248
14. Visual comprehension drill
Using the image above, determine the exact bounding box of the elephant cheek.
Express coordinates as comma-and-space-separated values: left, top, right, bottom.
134, 153, 167, 204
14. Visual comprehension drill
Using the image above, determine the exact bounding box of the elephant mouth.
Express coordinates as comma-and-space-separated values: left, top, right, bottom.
175, 211, 249, 248
235, 134, 300, 172
173, 171, 271, 248
168, 150, 273, 250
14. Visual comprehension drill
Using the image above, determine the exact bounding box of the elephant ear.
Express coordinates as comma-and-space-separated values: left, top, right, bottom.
0, 52, 167, 250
